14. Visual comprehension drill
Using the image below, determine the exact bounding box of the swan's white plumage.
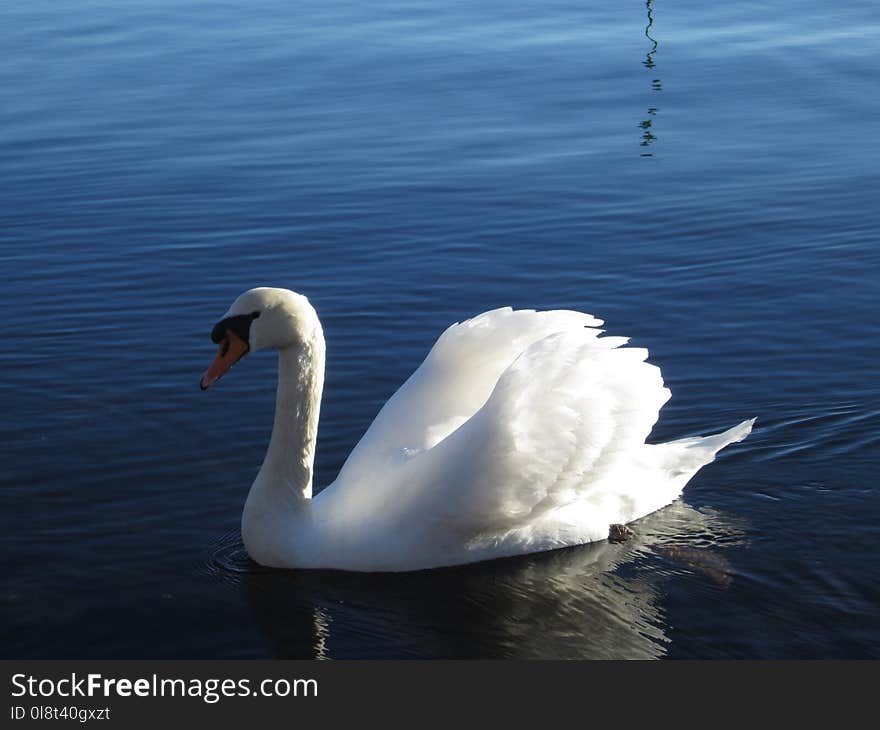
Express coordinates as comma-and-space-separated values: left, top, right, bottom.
332, 308, 605, 484
208, 289, 753, 572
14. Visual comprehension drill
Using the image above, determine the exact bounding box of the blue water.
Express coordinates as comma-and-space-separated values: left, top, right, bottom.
2, 0, 878, 658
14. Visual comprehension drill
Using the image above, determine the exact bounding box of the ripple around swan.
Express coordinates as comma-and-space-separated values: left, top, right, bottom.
201, 530, 270, 582
730, 402, 880, 464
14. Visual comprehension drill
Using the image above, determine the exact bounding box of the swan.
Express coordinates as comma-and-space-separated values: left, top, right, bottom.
200, 287, 754, 572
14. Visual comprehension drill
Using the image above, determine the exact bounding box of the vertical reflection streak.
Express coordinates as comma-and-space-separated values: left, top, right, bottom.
640, 0, 662, 156
313, 606, 332, 660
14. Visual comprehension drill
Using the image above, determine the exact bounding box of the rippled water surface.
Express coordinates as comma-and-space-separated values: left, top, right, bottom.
2, 0, 878, 658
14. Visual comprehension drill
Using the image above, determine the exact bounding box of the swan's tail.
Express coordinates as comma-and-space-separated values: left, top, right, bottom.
662, 418, 756, 478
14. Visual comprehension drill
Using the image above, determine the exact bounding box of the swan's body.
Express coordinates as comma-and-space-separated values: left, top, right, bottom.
202, 287, 754, 572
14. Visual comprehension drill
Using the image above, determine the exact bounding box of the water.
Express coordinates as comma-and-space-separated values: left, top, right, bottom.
2, 0, 878, 658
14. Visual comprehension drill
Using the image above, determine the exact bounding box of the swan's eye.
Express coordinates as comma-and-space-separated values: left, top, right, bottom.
250, 311, 261, 320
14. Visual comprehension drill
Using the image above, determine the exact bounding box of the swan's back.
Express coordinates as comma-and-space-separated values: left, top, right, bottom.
314, 308, 752, 571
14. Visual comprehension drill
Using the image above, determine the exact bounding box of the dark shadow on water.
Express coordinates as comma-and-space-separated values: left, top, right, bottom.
206, 501, 744, 659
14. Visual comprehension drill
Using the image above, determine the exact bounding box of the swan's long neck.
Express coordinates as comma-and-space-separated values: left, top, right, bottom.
242, 326, 325, 566
261, 334, 325, 500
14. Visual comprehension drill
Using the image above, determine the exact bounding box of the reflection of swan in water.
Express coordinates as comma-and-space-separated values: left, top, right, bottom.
210, 500, 745, 659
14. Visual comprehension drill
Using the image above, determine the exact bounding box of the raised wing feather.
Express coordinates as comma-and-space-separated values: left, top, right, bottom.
333, 307, 603, 488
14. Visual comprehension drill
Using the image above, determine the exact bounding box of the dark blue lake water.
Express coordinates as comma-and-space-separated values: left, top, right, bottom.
2, 0, 878, 658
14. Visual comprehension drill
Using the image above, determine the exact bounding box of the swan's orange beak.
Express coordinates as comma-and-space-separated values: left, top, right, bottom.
200, 330, 249, 390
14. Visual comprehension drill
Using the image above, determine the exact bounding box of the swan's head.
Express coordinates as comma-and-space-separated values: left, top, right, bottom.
200, 287, 320, 390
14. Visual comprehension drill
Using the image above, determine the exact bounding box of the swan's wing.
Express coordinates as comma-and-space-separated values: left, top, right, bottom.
334, 307, 603, 486
388, 327, 674, 552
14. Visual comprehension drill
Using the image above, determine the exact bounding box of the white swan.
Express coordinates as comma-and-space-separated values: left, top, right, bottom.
201, 287, 754, 572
